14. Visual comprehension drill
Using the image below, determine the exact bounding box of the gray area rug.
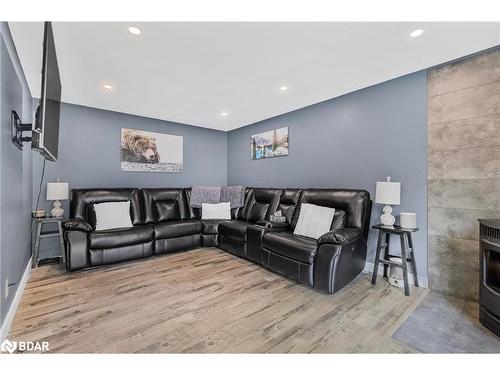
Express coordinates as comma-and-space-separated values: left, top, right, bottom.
393, 291, 500, 353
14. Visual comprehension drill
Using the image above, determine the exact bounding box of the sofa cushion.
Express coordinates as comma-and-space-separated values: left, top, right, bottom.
218, 220, 252, 241
247, 202, 270, 223
141, 188, 189, 224
89, 225, 154, 250
201, 219, 231, 235
331, 209, 346, 231
155, 200, 180, 222
154, 219, 202, 239
239, 188, 282, 222
262, 231, 317, 264
278, 188, 303, 224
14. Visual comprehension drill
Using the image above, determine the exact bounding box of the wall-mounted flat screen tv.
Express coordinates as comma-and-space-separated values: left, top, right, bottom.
32, 21, 61, 161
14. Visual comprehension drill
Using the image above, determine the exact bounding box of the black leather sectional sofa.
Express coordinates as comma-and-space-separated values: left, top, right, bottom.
63, 187, 372, 294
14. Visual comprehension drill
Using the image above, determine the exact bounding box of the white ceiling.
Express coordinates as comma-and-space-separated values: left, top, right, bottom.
9, 22, 500, 131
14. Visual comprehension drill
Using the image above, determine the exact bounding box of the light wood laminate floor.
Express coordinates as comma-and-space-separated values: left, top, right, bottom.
9, 248, 428, 353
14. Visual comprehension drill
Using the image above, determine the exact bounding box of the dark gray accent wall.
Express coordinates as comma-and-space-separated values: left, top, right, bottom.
0, 23, 32, 327
227, 71, 428, 278
33, 102, 228, 257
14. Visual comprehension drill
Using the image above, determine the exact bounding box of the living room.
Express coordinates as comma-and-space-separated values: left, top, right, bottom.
1, 0, 499, 372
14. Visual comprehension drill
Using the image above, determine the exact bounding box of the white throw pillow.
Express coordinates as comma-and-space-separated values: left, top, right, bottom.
93, 201, 133, 231
293, 203, 335, 239
202, 202, 231, 220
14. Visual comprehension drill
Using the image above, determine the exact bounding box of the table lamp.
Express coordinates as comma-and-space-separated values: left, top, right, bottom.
47, 179, 69, 217
375, 176, 400, 226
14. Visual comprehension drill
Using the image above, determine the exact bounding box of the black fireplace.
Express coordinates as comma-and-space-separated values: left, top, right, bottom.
479, 219, 500, 337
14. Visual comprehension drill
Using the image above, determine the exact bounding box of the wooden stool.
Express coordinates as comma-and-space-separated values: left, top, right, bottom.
32, 216, 66, 268
371, 224, 419, 296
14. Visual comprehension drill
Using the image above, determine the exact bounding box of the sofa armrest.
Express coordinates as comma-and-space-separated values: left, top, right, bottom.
317, 228, 363, 245
256, 220, 290, 230
314, 234, 367, 294
64, 230, 89, 271
62, 218, 93, 232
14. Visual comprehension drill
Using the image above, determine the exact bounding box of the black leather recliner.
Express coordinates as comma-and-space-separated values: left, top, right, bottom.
217, 188, 282, 258
241, 188, 302, 263
261, 189, 371, 294
64, 188, 154, 270
142, 188, 202, 254
63, 186, 371, 295
184, 187, 244, 247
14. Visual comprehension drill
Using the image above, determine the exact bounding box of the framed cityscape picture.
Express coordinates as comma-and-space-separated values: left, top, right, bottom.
120, 128, 183, 172
250, 126, 289, 160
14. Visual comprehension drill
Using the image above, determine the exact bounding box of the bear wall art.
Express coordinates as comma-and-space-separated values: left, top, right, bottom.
120, 128, 183, 172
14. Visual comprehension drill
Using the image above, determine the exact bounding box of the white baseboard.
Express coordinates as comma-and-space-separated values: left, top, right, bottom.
363, 261, 428, 289
0, 257, 31, 342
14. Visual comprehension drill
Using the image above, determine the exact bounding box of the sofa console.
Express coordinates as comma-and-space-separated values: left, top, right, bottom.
63, 187, 371, 294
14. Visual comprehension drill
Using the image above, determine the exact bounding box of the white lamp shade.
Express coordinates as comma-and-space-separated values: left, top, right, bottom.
375, 181, 400, 205
46, 182, 69, 200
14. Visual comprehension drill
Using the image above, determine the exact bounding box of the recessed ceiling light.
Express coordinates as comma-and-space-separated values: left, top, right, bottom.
128, 26, 142, 36
103, 84, 113, 90
220, 112, 229, 117
410, 29, 424, 38
280, 86, 289, 91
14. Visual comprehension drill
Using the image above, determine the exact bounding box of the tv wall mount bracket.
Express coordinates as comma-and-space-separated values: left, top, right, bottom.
11, 110, 32, 150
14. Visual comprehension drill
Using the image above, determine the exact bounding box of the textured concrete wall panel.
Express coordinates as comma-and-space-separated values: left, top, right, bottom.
428, 47, 500, 301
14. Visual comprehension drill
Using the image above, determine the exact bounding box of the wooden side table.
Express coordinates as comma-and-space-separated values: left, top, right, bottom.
32, 216, 66, 268
371, 224, 419, 296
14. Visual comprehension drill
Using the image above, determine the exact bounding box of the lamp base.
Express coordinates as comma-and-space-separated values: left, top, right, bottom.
380, 205, 395, 226
51, 200, 64, 218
